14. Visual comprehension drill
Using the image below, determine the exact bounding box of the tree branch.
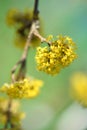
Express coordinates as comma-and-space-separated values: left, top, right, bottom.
11, 20, 51, 82
11, 0, 52, 82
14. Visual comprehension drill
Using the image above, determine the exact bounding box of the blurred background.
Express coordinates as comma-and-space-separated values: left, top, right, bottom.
0, 0, 87, 130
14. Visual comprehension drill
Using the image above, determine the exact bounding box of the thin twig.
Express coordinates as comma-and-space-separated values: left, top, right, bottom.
16, 60, 26, 81
33, 29, 51, 45
33, 0, 39, 19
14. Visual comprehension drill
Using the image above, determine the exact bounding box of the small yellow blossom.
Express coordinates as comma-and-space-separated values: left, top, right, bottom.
0, 97, 9, 112
71, 72, 87, 107
46, 35, 53, 42
6, 9, 19, 26
0, 77, 43, 99
0, 98, 20, 113
0, 113, 7, 125
14, 34, 27, 48
6, 9, 42, 48
11, 112, 26, 125
0, 98, 25, 125
15, 33, 40, 48
35, 35, 77, 75
6, 9, 32, 26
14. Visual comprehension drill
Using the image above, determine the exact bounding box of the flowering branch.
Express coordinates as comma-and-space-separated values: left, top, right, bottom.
11, 0, 51, 82
11, 20, 52, 82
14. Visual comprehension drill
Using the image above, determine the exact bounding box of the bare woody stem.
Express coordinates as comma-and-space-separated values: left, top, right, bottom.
11, 22, 36, 82
33, 29, 51, 44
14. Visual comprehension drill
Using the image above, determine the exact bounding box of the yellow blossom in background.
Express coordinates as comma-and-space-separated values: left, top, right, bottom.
6, 9, 19, 26
11, 112, 26, 126
6, 9, 33, 26
71, 72, 87, 107
0, 97, 9, 112
0, 113, 7, 125
35, 35, 77, 75
6, 8, 42, 48
0, 77, 43, 99
0, 98, 20, 113
14, 32, 41, 48
0, 98, 25, 126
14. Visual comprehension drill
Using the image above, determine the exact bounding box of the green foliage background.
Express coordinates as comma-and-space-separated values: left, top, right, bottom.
0, 0, 87, 130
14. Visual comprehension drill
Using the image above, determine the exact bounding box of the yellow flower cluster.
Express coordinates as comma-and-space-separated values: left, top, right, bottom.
6, 9, 41, 48
71, 73, 87, 107
0, 78, 43, 99
35, 35, 77, 75
0, 98, 25, 125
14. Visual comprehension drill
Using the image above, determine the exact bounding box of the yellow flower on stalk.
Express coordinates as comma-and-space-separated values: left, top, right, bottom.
35, 35, 77, 75
71, 72, 87, 107
0, 77, 43, 99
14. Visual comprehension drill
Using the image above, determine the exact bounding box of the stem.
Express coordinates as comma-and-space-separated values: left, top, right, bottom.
16, 59, 26, 81
33, 0, 39, 19
33, 29, 51, 45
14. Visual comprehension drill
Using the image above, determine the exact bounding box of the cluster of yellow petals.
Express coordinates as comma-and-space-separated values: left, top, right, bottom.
0, 78, 43, 99
71, 73, 87, 107
35, 35, 77, 75
0, 98, 25, 125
